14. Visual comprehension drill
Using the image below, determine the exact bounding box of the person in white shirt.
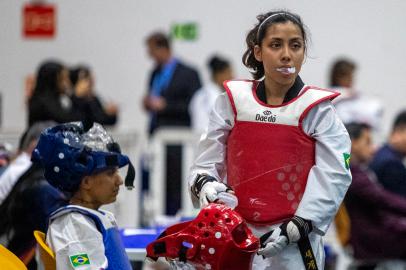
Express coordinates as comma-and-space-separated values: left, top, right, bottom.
329, 58, 383, 132
189, 55, 233, 134
0, 121, 54, 205
32, 122, 135, 270
188, 10, 352, 270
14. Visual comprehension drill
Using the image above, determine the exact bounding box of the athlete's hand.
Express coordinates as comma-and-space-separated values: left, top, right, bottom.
257, 216, 312, 258
216, 190, 238, 209
199, 181, 238, 208
192, 174, 238, 209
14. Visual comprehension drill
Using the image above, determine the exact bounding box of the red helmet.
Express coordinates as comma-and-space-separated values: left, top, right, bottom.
146, 204, 259, 270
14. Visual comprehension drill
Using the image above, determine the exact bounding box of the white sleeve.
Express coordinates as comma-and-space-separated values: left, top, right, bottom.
188, 93, 234, 206
189, 88, 216, 134
46, 213, 108, 270
0, 170, 15, 204
0, 154, 31, 204
189, 89, 201, 132
295, 101, 352, 234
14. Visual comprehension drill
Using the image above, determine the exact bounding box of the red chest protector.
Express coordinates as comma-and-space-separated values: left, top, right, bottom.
224, 80, 339, 225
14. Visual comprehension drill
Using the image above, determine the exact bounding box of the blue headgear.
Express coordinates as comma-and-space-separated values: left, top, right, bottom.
31, 122, 135, 193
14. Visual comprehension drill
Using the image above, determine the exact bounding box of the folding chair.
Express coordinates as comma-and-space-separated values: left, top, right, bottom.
0, 244, 28, 270
33, 230, 56, 270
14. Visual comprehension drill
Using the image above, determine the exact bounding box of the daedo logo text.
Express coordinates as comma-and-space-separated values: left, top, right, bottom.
255, 110, 276, 123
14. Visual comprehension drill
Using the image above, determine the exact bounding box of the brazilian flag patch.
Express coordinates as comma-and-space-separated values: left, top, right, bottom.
69, 254, 90, 268
343, 153, 351, 170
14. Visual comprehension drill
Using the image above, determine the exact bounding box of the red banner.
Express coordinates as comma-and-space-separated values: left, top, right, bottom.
23, 4, 56, 38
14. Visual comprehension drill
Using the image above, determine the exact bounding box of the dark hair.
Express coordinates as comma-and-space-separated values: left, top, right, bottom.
242, 10, 308, 80
146, 32, 171, 49
393, 110, 406, 131
19, 121, 56, 151
330, 59, 356, 87
32, 60, 64, 97
207, 55, 230, 77
345, 122, 371, 140
70, 65, 91, 87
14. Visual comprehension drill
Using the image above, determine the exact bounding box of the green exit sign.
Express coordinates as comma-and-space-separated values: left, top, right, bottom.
171, 23, 198, 41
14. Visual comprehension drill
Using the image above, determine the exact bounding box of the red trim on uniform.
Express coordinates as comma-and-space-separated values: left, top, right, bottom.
223, 80, 238, 119
252, 85, 316, 108
298, 88, 340, 139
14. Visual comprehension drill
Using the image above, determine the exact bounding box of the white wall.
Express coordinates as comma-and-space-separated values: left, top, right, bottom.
1, 0, 406, 139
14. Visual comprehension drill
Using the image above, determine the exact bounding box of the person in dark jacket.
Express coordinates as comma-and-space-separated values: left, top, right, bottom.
345, 123, 406, 269
143, 32, 201, 135
28, 60, 83, 127
142, 32, 202, 215
370, 110, 406, 197
0, 163, 67, 269
70, 65, 119, 126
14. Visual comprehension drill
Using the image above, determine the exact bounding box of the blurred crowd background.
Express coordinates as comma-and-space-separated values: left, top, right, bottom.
1, 0, 406, 270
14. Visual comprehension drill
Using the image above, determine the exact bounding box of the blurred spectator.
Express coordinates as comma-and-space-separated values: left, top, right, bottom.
370, 111, 406, 197
0, 121, 54, 205
0, 143, 12, 176
0, 163, 66, 269
24, 74, 36, 104
143, 31, 201, 134
344, 122, 406, 269
329, 58, 383, 131
189, 55, 233, 134
28, 60, 82, 127
142, 31, 201, 215
70, 65, 119, 126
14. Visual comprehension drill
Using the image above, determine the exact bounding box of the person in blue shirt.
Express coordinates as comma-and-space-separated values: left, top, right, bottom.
143, 31, 201, 135
370, 110, 406, 197
32, 122, 135, 270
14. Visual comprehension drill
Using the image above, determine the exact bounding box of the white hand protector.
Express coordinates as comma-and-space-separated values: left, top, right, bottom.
199, 181, 239, 208
169, 261, 197, 270
191, 174, 238, 209
217, 190, 238, 209
199, 181, 228, 206
257, 216, 312, 258
145, 256, 172, 269
257, 227, 288, 258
